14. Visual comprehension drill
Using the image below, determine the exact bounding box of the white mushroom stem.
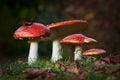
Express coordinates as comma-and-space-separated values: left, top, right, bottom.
28, 41, 38, 65
51, 39, 63, 63
74, 45, 82, 60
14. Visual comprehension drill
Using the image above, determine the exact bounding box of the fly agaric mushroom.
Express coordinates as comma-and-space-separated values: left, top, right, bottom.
44, 20, 88, 62
60, 34, 96, 60
13, 21, 50, 64
82, 49, 106, 56
82, 49, 106, 60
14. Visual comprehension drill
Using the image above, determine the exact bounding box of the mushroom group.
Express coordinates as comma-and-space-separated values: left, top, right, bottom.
13, 21, 50, 64
13, 19, 106, 64
60, 34, 96, 60
46, 20, 88, 63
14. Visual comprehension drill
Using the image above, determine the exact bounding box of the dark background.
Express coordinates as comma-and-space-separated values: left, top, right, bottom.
0, 0, 120, 61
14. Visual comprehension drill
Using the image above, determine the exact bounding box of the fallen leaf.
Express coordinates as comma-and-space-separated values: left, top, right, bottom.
94, 67, 106, 73
106, 67, 120, 73
101, 57, 111, 64
80, 69, 88, 75
24, 68, 47, 79
55, 63, 62, 68
109, 55, 120, 64
66, 67, 79, 74
94, 60, 107, 68
78, 74, 85, 80
55, 62, 66, 71
46, 72, 57, 78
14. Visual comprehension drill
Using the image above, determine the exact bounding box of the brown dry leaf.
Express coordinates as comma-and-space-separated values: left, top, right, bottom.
24, 68, 47, 79
24, 68, 39, 73
66, 67, 79, 74
109, 55, 120, 64
94, 67, 106, 73
46, 72, 57, 78
77, 70, 88, 80
78, 74, 85, 80
55, 63, 62, 68
55, 62, 67, 71
36, 71, 57, 79
80, 69, 88, 75
106, 66, 120, 73
94, 60, 107, 68
66, 61, 82, 74
101, 57, 111, 64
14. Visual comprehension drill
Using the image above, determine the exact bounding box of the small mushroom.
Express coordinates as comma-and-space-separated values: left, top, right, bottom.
60, 34, 96, 60
43, 20, 88, 63
82, 49, 106, 60
13, 21, 50, 64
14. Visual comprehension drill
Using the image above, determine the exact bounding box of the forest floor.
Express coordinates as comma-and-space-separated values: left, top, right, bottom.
0, 54, 120, 80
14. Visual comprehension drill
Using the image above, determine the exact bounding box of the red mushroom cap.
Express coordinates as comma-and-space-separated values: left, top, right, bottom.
60, 34, 96, 45
48, 20, 88, 29
82, 49, 106, 56
46, 20, 88, 40
13, 22, 50, 39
